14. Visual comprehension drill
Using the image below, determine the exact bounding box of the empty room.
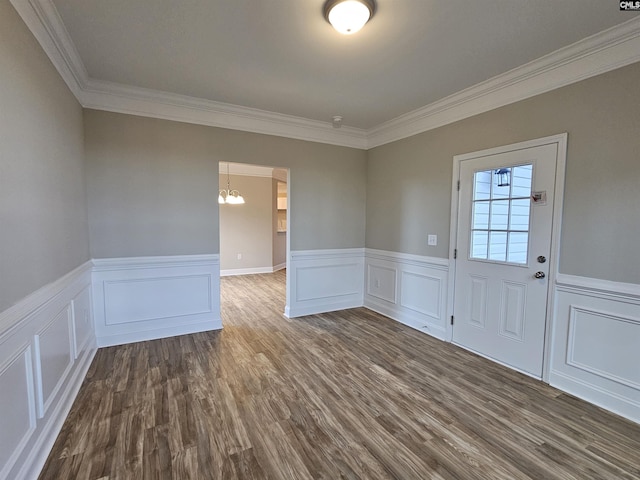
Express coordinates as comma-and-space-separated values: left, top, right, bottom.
1, 1, 639, 479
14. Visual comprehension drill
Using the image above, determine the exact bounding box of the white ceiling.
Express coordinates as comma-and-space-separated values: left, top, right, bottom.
49, 0, 637, 131
10, 0, 639, 147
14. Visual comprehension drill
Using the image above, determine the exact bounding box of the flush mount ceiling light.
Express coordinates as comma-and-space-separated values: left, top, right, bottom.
323, 0, 375, 35
218, 163, 245, 205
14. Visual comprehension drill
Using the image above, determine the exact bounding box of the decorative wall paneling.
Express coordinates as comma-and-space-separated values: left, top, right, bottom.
550, 274, 640, 424
286, 249, 365, 318
364, 249, 449, 340
0, 262, 95, 480
92, 255, 222, 347
3, 255, 639, 480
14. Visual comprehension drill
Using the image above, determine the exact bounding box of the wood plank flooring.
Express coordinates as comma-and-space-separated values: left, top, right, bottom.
39, 270, 640, 479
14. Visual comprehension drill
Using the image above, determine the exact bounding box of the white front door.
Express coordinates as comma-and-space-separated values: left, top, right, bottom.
452, 143, 558, 377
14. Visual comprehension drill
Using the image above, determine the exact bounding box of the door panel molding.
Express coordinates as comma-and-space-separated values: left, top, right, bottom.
498, 280, 527, 342
447, 133, 568, 382
468, 275, 489, 328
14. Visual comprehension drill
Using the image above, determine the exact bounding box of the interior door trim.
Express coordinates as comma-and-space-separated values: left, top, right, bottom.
446, 133, 568, 383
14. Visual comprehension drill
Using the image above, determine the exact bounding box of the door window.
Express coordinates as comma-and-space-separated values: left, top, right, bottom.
470, 164, 532, 264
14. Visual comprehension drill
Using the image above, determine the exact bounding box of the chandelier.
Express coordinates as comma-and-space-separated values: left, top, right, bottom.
218, 163, 245, 205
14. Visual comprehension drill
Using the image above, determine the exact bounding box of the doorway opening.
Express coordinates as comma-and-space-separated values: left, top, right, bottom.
218, 162, 290, 317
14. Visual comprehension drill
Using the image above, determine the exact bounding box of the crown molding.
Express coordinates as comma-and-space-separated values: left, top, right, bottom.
9, 0, 368, 149
11, 0, 640, 151
80, 78, 369, 149
367, 17, 640, 148
10, 0, 88, 96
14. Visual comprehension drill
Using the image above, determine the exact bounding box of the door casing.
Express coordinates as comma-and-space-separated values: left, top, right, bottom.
447, 133, 568, 383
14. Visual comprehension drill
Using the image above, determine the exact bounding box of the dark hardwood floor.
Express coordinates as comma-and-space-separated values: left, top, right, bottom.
39, 270, 640, 479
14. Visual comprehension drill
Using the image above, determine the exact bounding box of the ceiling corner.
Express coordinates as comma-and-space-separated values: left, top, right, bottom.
367, 16, 640, 148
13, 1, 640, 151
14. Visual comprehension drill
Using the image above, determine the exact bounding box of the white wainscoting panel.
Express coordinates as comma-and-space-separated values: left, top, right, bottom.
367, 264, 397, 304
92, 255, 222, 347
71, 286, 92, 360
0, 347, 35, 480
364, 249, 449, 340
286, 249, 364, 318
103, 275, 212, 325
0, 261, 96, 480
34, 305, 73, 418
550, 274, 640, 424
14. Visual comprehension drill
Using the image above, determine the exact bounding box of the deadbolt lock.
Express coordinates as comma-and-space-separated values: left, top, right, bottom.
537, 256, 547, 263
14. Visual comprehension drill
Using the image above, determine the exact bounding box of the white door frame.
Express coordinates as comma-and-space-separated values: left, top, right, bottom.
446, 133, 568, 382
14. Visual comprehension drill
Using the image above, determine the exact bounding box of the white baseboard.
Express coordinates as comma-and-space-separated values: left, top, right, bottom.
220, 262, 285, 277
92, 255, 222, 347
286, 299, 364, 318
96, 318, 222, 348
550, 274, 640, 424
0, 261, 96, 480
366, 298, 443, 339
549, 369, 640, 425
287, 249, 364, 318
364, 249, 449, 340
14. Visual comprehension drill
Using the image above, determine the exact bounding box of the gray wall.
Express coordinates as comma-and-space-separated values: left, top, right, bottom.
219, 174, 273, 270
219, 175, 286, 271
85, 110, 367, 258
366, 62, 640, 284
0, 2, 90, 312
85, 113, 220, 258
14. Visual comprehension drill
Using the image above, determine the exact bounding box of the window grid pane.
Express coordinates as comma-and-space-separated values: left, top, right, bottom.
472, 231, 489, 259
489, 231, 507, 261
470, 164, 532, 265
508, 232, 529, 263
472, 201, 490, 229
490, 200, 509, 230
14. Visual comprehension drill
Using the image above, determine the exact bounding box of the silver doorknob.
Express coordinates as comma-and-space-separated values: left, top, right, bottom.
537, 256, 546, 263
534, 271, 546, 279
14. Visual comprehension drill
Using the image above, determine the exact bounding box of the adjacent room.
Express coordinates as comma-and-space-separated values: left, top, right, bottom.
1, 1, 639, 479
218, 162, 288, 280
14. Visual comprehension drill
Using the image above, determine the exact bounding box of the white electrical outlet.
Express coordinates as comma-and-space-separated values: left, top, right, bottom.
428, 234, 437, 246
237, 253, 242, 260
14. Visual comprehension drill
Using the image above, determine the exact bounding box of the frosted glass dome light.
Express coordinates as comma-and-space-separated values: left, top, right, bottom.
324, 0, 375, 35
